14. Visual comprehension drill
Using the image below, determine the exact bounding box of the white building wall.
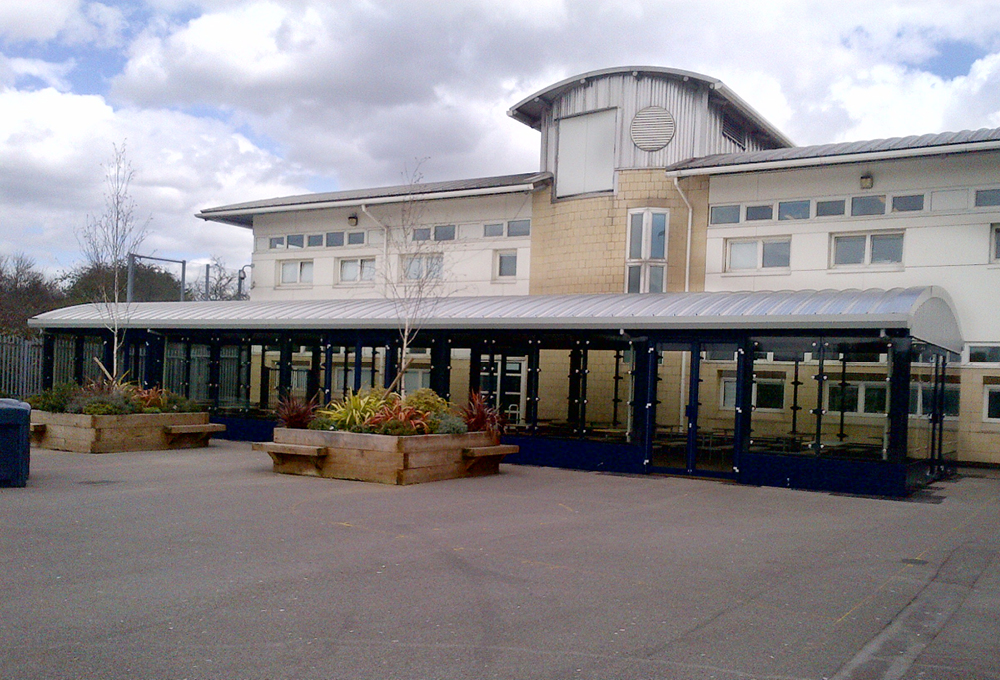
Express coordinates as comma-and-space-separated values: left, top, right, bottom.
249, 192, 534, 301
704, 152, 1000, 344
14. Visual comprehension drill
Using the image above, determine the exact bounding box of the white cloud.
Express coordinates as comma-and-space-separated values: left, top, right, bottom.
0, 0, 80, 42
0, 56, 75, 90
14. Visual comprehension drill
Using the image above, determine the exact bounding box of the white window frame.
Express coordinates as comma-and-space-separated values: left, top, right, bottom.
967, 344, 1000, 365
402, 253, 443, 281
725, 237, 791, 272
991, 224, 1000, 263
494, 249, 517, 280
830, 231, 904, 268
974, 187, 1000, 209
984, 385, 1000, 422
908, 382, 960, 419
720, 378, 785, 411
826, 380, 889, 416
338, 257, 376, 284
709, 204, 741, 225
625, 208, 668, 293
744, 203, 775, 222
890, 193, 925, 213
815, 198, 847, 218
278, 259, 314, 286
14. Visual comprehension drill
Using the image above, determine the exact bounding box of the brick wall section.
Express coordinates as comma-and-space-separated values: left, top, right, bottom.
529, 171, 709, 295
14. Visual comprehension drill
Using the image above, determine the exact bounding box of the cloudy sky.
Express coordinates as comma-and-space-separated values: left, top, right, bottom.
3, 0, 1000, 278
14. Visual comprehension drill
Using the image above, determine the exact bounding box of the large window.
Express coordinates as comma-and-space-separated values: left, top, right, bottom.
909, 383, 960, 418
832, 232, 903, 266
828, 381, 888, 415
625, 209, 668, 293
726, 238, 790, 271
556, 109, 617, 197
403, 253, 443, 280
721, 378, 784, 410
280, 260, 313, 285
339, 257, 375, 283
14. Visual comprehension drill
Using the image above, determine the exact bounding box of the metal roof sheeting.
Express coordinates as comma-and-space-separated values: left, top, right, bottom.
667, 126, 1000, 173
29, 287, 962, 351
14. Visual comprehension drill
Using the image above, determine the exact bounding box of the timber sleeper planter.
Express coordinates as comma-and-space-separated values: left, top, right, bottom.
253, 428, 516, 485
30, 411, 225, 453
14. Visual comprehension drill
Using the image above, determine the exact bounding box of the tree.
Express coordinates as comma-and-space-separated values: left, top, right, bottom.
75, 142, 151, 378
61, 262, 184, 305
189, 256, 247, 301
0, 253, 63, 336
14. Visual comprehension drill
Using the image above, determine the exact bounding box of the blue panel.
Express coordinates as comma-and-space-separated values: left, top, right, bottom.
210, 416, 277, 442
740, 452, 916, 497
503, 436, 646, 474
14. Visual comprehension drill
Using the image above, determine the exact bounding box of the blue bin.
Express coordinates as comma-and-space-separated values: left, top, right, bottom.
0, 398, 30, 488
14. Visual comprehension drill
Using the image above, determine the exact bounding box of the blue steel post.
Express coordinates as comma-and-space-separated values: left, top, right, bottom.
352, 337, 364, 393
887, 337, 912, 465
278, 335, 293, 399
685, 341, 701, 474
73, 334, 85, 385
732, 337, 754, 478
208, 337, 221, 409
323, 336, 334, 402
430, 335, 451, 399
525, 339, 540, 432
383, 340, 398, 390
41, 333, 55, 390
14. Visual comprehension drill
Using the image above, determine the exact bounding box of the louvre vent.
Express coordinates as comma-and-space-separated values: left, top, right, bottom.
630, 106, 676, 152
722, 113, 746, 149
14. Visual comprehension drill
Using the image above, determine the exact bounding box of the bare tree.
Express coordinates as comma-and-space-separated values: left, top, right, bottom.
76, 142, 151, 378
191, 256, 244, 301
0, 253, 62, 336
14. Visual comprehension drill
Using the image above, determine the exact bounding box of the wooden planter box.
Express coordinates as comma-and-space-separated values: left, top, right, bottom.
30, 411, 225, 453
252, 428, 517, 485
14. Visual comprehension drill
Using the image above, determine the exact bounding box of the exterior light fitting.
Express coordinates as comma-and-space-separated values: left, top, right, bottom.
860, 173, 874, 190
347, 213, 359, 226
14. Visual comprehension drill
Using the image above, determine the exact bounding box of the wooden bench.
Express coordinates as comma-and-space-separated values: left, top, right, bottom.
163, 422, 226, 443
462, 445, 519, 459
252, 442, 328, 474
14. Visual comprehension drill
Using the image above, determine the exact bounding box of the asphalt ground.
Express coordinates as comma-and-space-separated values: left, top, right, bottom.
1, 442, 998, 680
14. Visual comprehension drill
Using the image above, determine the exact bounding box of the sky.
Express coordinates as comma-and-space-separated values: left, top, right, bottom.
3, 0, 1000, 280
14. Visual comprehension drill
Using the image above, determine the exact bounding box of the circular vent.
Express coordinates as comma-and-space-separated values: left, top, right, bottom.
630, 106, 675, 152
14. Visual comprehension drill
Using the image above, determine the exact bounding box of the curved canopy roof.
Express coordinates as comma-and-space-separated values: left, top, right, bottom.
30, 287, 962, 352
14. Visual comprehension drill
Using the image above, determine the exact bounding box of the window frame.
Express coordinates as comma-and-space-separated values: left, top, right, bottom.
890, 193, 925, 213
720, 377, 785, 411
815, 198, 847, 218
974, 188, 1000, 208
338, 256, 376, 284
401, 253, 444, 281
778, 200, 811, 221
495, 249, 517, 279
830, 231, 904, 268
827, 380, 889, 416
745, 203, 775, 222
278, 259, 314, 286
967, 345, 1000, 365
709, 204, 741, 225
983, 385, 1000, 422
725, 237, 791, 272
506, 219, 531, 237
991, 224, 1000, 263
624, 208, 669, 293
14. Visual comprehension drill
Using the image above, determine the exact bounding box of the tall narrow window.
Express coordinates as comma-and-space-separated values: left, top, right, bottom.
625, 209, 668, 293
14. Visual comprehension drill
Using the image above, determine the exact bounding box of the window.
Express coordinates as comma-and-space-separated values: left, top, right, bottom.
326, 231, 345, 247
721, 378, 784, 410
556, 109, 616, 197
710, 205, 740, 225
726, 238, 790, 271
339, 257, 375, 283
816, 199, 846, 217
507, 219, 531, 237
434, 225, 456, 241
832, 232, 903, 266
484, 223, 504, 237
992, 225, 1000, 262
985, 386, 1000, 421
851, 195, 886, 216
269, 236, 285, 249
307, 234, 324, 247
969, 345, 1000, 363
403, 253, 443, 280
828, 381, 887, 415
347, 231, 365, 245
745, 204, 774, 221
909, 384, 960, 418
625, 209, 668, 293
778, 200, 810, 220
496, 250, 517, 278
286, 234, 305, 249
280, 260, 313, 285
413, 228, 431, 242
892, 194, 924, 212
975, 189, 1000, 207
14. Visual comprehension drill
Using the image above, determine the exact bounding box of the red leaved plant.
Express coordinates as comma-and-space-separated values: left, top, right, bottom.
460, 390, 505, 443
364, 401, 432, 435
275, 394, 318, 429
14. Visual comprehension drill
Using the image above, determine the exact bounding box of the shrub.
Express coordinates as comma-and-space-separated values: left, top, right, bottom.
318, 389, 394, 431
460, 391, 505, 442
159, 391, 204, 413
275, 394, 318, 429
402, 388, 450, 415
430, 412, 468, 435
364, 401, 432, 435
71, 392, 141, 416
307, 415, 337, 431
28, 383, 81, 413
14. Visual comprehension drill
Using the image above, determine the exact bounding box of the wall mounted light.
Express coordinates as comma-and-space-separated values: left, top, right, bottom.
860, 173, 874, 190
347, 213, 359, 226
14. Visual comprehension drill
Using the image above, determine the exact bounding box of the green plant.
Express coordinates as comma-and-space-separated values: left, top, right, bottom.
365, 401, 432, 435
275, 394, 318, 429
460, 390, 505, 442
402, 388, 450, 415
307, 415, 337, 431
28, 383, 81, 413
135, 386, 166, 409
71, 392, 141, 415
318, 389, 394, 431
430, 412, 468, 435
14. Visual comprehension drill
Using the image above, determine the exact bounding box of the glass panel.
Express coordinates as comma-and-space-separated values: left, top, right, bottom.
269, 236, 285, 249
286, 234, 304, 249
427, 254, 443, 279
829, 384, 859, 412
326, 231, 344, 247
761, 240, 790, 268
728, 241, 758, 270
307, 234, 323, 247
864, 384, 887, 414
721, 379, 737, 408
987, 389, 1000, 420
359, 258, 375, 281
816, 199, 846, 217
756, 382, 784, 409
629, 213, 644, 259
650, 213, 666, 259
943, 386, 960, 417
340, 259, 359, 282
834, 235, 866, 265
498, 252, 517, 277
299, 261, 313, 284
484, 223, 503, 237
281, 262, 299, 284
778, 200, 810, 220
710, 205, 740, 224
745, 204, 773, 221
969, 346, 1000, 363
975, 189, 1000, 207
413, 228, 431, 242
507, 219, 531, 237
404, 256, 422, 280
347, 231, 365, 245
851, 195, 886, 216
626, 265, 641, 293
892, 194, 924, 212
994, 227, 1000, 261
434, 224, 456, 241
870, 234, 903, 263
647, 265, 664, 293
